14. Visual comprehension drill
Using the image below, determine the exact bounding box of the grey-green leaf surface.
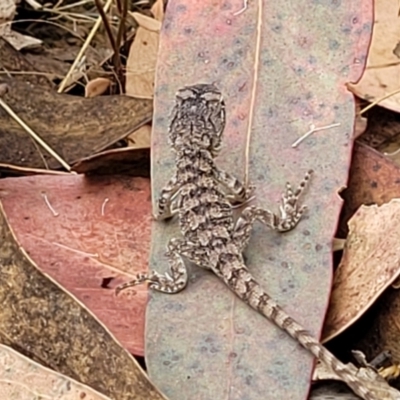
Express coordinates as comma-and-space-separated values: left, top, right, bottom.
147, 1, 372, 399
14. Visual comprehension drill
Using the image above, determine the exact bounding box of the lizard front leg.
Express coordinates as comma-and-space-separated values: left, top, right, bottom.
213, 167, 254, 203
232, 170, 312, 252
116, 237, 189, 294
155, 172, 180, 220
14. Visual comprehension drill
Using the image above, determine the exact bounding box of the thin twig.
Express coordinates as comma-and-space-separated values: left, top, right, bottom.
384, 147, 400, 157
101, 198, 109, 216
58, 0, 113, 93
94, 0, 118, 53
0, 98, 72, 171
291, 122, 341, 148
234, 0, 248, 15
42, 193, 59, 216
359, 87, 400, 115
244, 0, 262, 187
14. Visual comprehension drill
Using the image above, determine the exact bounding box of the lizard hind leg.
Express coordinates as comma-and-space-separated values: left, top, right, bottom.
232, 170, 313, 252
278, 169, 313, 231
115, 238, 189, 295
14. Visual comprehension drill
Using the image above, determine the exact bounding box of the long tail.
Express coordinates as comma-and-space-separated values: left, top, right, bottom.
223, 266, 378, 400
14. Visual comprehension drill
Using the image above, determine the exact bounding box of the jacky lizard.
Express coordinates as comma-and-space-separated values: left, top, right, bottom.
117, 84, 399, 400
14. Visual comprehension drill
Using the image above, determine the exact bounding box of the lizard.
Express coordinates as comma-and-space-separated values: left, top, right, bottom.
116, 83, 399, 400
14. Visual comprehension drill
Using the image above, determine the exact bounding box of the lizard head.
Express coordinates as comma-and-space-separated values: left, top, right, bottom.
169, 84, 225, 156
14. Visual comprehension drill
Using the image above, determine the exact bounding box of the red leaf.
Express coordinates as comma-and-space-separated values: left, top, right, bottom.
0, 174, 151, 355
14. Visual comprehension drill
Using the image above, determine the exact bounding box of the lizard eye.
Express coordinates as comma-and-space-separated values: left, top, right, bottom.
176, 88, 196, 101
201, 91, 222, 103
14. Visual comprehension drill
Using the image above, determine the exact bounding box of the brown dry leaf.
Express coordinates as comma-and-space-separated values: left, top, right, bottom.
85, 77, 111, 97
0, 78, 152, 169
72, 147, 150, 176
151, 0, 164, 21
339, 142, 400, 238
355, 287, 400, 364
125, 0, 164, 98
0, 201, 166, 400
323, 199, 400, 342
357, 105, 400, 168
0, 38, 52, 87
357, 106, 400, 150
348, 0, 400, 112
127, 124, 151, 148
0, 344, 111, 400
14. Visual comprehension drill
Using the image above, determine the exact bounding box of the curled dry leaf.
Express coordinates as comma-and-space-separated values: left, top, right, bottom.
0, 344, 111, 400
85, 77, 111, 98
348, 0, 400, 112
323, 199, 400, 342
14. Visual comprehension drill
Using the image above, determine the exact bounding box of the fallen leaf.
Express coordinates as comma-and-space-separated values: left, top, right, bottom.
355, 287, 400, 364
151, 0, 164, 21
348, 0, 400, 112
0, 37, 51, 87
339, 141, 400, 238
147, 1, 372, 399
357, 106, 400, 150
131, 12, 162, 32
127, 124, 151, 149
330, 142, 400, 367
323, 200, 400, 342
72, 147, 150, 176
0, 163, 70, 176
0, 200, 166, 399
0, 174, 152, 356
0, 78, 152, 169
85, 77, 111, 97
125, 0, 164, 98
0, 344, 111, 400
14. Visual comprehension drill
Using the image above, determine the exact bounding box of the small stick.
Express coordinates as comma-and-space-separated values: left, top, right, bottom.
101, 198, 109, 216
0, 96, 72, 171
359, 87, 400, 115
42, 193, 59, 217
292, 122, 341, 148
233, 0, 248, 15
58, 0, 113, 93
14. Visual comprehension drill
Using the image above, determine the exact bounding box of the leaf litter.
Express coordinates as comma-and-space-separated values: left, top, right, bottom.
1, 0, 400, 399
323, 199, 400, 342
